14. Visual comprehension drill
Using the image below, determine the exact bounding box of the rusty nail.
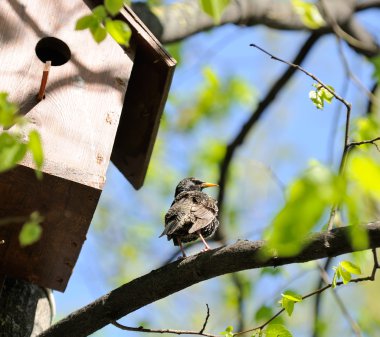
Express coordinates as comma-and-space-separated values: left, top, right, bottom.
37, 61, 51, 101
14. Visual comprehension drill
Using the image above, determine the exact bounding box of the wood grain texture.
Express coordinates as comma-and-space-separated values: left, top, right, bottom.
0, 0, 133, 189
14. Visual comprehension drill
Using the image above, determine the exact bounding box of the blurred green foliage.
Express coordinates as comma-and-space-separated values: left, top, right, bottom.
171, 67, 255, 130
199, 0, 230, 24
291, 0, 325, 29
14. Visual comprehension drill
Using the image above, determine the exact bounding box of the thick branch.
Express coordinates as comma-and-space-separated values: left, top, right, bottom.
38, 222, 380, 337
128, 0, 379, 56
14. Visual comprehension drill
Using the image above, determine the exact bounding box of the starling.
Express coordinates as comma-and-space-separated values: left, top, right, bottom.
160, 177, 219, 257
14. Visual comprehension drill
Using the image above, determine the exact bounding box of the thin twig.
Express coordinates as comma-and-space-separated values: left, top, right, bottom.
200, 304, 210, 334
249, 43, 351, 111
349, 137, 380, 149
216, 33, 321, 241
112, 303, 213, 336
111, 320, 219, 337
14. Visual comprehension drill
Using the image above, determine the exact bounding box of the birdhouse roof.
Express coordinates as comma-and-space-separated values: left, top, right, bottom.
85, 1, 176, 189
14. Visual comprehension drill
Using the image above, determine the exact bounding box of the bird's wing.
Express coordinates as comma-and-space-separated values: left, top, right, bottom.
160, 196, 193, 237
187, 202, 216, 234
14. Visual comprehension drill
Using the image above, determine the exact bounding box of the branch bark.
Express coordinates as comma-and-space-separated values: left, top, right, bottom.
128, 0, 379, 56
38, 222, 380, 337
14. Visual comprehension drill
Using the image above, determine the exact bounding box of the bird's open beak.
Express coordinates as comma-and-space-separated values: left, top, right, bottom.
201, 182, 219, 188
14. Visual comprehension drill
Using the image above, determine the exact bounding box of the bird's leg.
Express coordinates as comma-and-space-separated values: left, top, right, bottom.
177, 238, 187, 258
197, 231, 210, 251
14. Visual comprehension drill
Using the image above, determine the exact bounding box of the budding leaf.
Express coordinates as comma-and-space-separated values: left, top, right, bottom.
341, 260, 362, 275
266, 324, 293, 337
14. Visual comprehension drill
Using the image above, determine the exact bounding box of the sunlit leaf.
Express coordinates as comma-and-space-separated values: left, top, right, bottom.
19, 212, 43, 246
282, 290, 303, 302
220, 325, 234, 337
105, 19, 131, 46
352, 116, 380, 142
0, 133, 27, 173
75, 14, 98, 30
265, 324, 293, 337
28, 130, 44, 178
92, 5, 108, 20
199, 0, 230, 24
0, 92, 20, 127
90, 25, 108, 43
309, 84, 335, 110
341, 260, 362, 275
291, 0, 325, 29
339, 265, 351, 284
105, 0, 124, 16
265, 162, 345, 256
349, 156, 380, 196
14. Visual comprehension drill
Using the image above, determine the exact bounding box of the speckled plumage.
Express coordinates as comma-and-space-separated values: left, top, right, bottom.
160, 178, 219, 257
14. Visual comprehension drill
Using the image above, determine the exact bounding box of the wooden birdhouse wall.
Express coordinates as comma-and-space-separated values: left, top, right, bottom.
0, 0, 133, 291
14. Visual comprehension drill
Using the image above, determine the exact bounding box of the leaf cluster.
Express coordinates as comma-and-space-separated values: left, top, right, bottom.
332, 260, 362, 288
0, 93, 43, 177
75, 0, 131, 45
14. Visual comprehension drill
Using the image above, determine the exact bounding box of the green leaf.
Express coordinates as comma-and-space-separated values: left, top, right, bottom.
309, 84, 335, 110
332, 261, 362, 287
90, 25, 108, 43
340, 260, 362, 275
332, 267, 338, 289
282, 290, 303, 302
0, 133, 27, 173
349, 156, 380, 196
280, 297, 295, 316
28, 130, 44, 177
265, 324, 293, 337
0, 92, 20, 127
291, 0, 325, 29
339, 265, 351, 284
105, 0, 124, 16
199, 0, 230, 24
220, 326, 234, 337
92, 5, 108, 20
105, 19, 131, 46
75, 14, 98, 30
19, 212, 43, 246
265, 162, 345, 257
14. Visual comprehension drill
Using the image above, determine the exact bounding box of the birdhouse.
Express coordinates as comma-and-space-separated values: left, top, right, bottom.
0, 1, 175, 291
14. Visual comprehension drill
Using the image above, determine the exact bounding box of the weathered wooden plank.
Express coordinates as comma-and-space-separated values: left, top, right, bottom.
0, 166, 100, 291
0, 0, 133, 189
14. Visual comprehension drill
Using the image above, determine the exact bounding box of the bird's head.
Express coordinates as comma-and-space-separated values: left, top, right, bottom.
174, 177, 218, 197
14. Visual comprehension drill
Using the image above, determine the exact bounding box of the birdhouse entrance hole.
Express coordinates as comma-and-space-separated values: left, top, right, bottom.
35, 37, 71, 66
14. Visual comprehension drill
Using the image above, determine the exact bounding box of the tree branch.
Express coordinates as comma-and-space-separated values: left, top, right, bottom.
128, 0, 379, 56
38, 222, 380, 337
